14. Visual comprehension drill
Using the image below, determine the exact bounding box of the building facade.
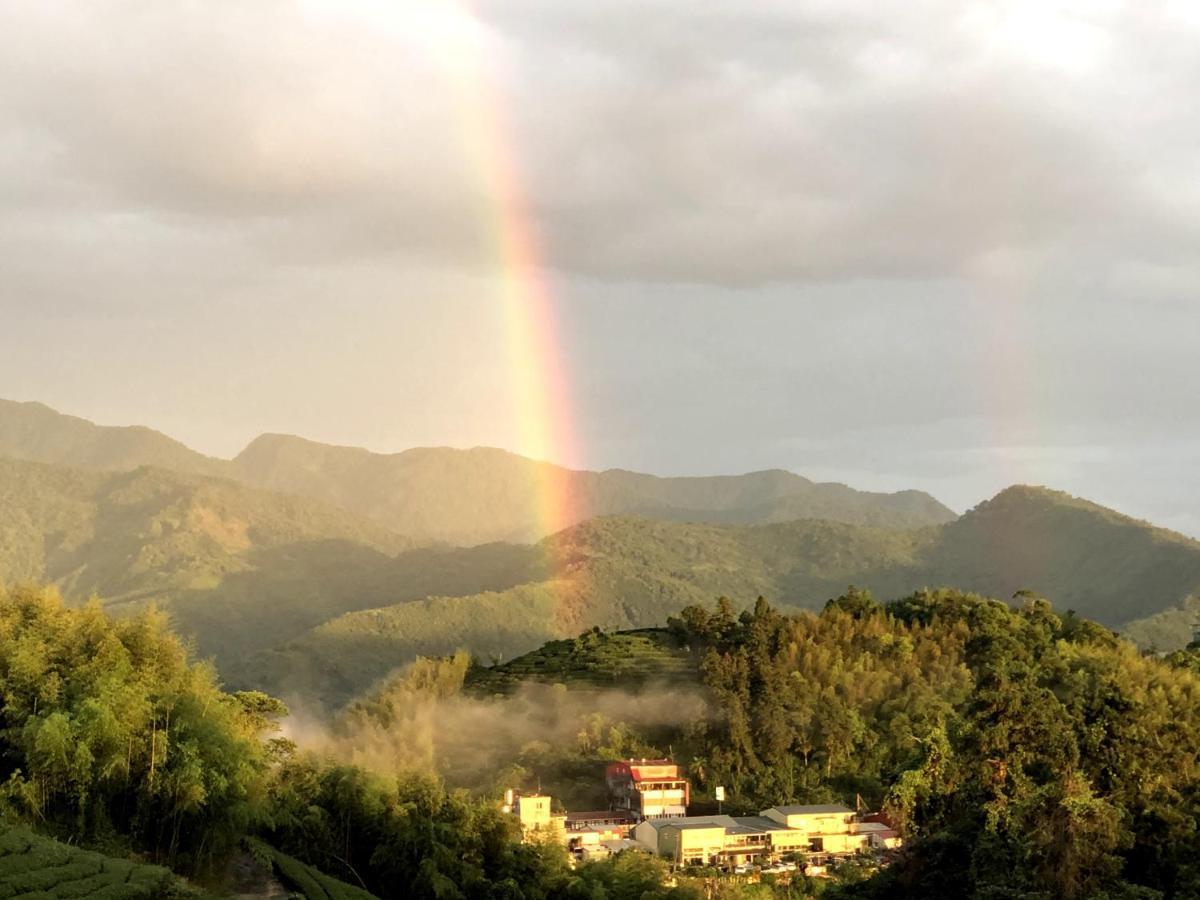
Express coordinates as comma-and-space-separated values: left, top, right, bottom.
605, 759, 689, 819
634, 805, 899, 869
513, 794, 566, 843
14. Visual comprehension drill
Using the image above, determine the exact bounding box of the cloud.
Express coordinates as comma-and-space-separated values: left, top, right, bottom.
2, 0, 1199, 538
2, 0, 1199, 285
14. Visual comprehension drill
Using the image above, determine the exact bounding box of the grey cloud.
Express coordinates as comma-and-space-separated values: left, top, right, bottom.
1, 1, 1199, 538
3, 1, 1200, 284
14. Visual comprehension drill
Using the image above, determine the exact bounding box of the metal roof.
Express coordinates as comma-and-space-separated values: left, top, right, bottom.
660, 815, 738, 831
731, 816, 794, 831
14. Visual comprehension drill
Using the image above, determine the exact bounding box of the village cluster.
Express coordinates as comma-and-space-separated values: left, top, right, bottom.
506, 759, 901, 875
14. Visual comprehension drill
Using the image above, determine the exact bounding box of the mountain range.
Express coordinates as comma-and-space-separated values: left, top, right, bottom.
242, 487, 1200, 707
0, 399, 954, 544
2, 397, 1199, 710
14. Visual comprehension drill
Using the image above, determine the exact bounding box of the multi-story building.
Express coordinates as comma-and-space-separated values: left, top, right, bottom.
633, 815, 802, 867
512, 793, 566, 844
761, 804, 862, 854
605, 759, 689, 819
633, 805, 900, 869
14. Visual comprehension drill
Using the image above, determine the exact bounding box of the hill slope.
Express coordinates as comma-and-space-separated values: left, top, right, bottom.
241, 515, 938, 707
463, 628, 696, 695
2, 399, 956, 546
0, 456, 546, 664
924, 485, 1200, 625
0, 825, 200, 899
247, 487, 1200, 707
232, 434, 956, 543
0, 398, 228, 477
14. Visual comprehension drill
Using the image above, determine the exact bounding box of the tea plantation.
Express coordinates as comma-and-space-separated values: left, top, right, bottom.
0, 826, 194, 899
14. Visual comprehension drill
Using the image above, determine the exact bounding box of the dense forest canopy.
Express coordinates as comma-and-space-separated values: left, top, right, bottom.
668, 591, 1200, 898
3, 580, 1200, 898
245, 493, 1200, 709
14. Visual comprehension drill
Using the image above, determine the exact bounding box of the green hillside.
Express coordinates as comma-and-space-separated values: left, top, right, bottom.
0, 399, 227, 478
2, 400, 957, 547
0, 456, 544, 665
246, 840, 378, 900
231, 434, 956, 544
464, 628, 695, 695
0, 825, 202, 899
924, 485, 1200, 625
242, 516, 937, 707
246, 489, 1200, 708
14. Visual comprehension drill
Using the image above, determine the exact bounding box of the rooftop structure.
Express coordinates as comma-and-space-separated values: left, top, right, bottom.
606, 759, 689, 820
565, 810, 637, 830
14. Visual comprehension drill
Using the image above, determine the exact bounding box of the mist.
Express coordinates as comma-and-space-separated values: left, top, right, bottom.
278, 653, 711, 808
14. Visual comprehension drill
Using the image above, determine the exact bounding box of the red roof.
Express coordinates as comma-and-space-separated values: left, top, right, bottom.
609, 759, 682, 780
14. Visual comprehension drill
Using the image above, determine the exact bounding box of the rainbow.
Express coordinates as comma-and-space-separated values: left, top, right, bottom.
440, 2, 580, 541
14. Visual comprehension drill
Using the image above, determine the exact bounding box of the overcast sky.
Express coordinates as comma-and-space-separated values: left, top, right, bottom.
2, 0, 1199, 535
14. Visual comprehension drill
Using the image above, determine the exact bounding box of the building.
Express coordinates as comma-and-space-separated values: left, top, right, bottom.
759, 804, 906, 855
636, 814, 805, 867
761, 804, 856, 833
854, 821, 902, 850
634, 805, 899, 870
576, 837, 644, 862
512, 794, 566, 844
565, 810, 637, 834
606, 759, 689, 819
565, 811, 638, 859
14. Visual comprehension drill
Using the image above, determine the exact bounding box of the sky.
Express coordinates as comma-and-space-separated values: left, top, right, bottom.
2, 0, 1199, 535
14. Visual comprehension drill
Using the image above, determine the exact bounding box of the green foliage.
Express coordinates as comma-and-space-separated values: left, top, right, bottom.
261, 760, 578, 899
925, 486, 1200, 635
0, 585, 283, 871
245, 516, 938, 707
465, 628, 695, 695
0, 454, 558, 670
246, 839, 378, 900
670, 592, 1200, 899
0, 824, 201, 899
261, 758, 727, 899
246, 490, 1200, 705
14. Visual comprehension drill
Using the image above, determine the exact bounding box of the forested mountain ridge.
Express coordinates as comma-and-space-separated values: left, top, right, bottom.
237, 515, 936, 707
6, 400, 1200, 708
926, 484, 1200, 625
0, 455, 543, 663
0, 398, 957, 545
0, 398, 227, 477
232, 433, 957, 543
247, 489, 1200, 707
281, 592, 1200, 899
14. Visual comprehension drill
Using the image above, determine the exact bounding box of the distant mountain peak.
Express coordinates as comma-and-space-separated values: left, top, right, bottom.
1, 397, 956, 546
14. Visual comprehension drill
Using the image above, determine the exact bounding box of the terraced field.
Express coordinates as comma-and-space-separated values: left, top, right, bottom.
247, 840, 379, 900
0, 826, 191, 899
466, 627, 696, 694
